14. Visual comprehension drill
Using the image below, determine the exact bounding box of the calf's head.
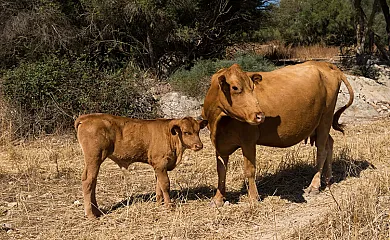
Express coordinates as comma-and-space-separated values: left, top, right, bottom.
215, 64, 264, 125
170, 117, 208, 151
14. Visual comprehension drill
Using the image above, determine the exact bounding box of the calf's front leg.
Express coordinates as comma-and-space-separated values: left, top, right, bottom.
155, 176, 163, 205
154, 165, 172, 206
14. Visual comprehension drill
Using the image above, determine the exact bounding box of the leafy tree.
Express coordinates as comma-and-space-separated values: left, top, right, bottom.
272, 0, 355, 46
0, 0, 271, 74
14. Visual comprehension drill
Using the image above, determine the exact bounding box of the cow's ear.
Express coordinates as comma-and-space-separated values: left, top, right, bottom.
218, 75, 229, 93
198, 119, 208, 129
251, 74, 262, 84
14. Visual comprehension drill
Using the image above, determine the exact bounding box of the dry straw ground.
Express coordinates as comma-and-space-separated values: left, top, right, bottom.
0, 118, 389, 239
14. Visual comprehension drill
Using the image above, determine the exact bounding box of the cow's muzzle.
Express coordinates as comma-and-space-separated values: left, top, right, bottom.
255, 112, 265, 123
248, 112, 265, 125
192, 143, 203, 151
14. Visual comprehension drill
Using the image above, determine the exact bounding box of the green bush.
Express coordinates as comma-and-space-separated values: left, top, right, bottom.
169, 54, 275, 98
2, 56, 160, 137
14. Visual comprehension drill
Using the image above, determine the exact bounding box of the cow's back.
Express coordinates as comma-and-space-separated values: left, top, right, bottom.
251, 63, 341, 147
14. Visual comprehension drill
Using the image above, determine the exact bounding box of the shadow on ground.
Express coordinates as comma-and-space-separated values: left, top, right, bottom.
104, 148, 374, 214
103, 185, 216, 214
251, 147, 375, 203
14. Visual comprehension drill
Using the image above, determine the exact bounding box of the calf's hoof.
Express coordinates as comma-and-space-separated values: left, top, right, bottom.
304, 185, 320, 195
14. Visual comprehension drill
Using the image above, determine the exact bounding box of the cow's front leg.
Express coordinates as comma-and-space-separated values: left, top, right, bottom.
154, 165, 172, 207
212, 153, 229, 207
242, 144, 259, 202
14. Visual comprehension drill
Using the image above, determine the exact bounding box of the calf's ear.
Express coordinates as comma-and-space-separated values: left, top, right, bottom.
198, 119, 208, 129
170, 124, 181, 135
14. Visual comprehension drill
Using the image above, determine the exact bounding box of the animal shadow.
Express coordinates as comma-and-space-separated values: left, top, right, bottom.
103, 185, 217, 214
248, 147, 374, 203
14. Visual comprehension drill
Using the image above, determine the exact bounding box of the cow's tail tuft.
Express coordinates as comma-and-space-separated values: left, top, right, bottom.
332, 73, 354, 134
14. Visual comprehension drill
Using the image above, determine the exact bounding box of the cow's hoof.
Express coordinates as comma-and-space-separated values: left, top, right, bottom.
304, 185, 320, 195
209, 199, 224, 208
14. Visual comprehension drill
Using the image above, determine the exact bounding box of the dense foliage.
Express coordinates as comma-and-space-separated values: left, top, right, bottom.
2, 56, 159, 137
0, 0, 271, 73
255, 0, 390, 52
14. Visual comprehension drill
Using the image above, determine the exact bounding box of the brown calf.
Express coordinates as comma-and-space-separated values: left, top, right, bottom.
75, 113, 208, 218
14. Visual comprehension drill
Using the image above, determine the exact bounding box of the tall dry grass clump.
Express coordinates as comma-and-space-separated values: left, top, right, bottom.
227, 42, 340, 61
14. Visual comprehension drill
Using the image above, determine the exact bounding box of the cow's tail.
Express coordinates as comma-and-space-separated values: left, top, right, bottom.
332, 73, 354, 134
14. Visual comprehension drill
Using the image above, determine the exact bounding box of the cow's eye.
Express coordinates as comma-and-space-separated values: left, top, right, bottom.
231, 86, 242, 94
184, 132, 191, 135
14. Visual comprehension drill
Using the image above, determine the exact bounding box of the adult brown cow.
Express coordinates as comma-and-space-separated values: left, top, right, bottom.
202, 61, 354, 207
75, 113, 208, 218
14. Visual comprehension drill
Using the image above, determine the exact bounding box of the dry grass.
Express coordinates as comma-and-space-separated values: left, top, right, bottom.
227, 42, 339, 61
0, 118, 389, 239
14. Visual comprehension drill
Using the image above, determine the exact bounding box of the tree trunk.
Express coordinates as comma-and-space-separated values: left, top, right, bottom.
367, 0, 380, 54
146, 29, 156, 68
379, 0, 390, 51
354, 0, 366, 64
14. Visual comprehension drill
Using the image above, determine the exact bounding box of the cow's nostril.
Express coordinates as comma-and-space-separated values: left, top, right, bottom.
255, 112, 265, 123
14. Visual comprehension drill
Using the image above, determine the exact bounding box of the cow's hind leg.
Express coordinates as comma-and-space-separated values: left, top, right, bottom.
323, 135, 334, 186
242, 144, 259, 202
305, 128, 330, 195
212, 153, 229, 207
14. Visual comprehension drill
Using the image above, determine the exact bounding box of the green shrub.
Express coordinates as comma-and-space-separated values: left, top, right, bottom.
2, 56, 160, 138
169, 54, 275, 98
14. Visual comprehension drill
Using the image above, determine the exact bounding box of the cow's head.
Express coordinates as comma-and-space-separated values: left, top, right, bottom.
170, 117, 208, 151
214, 64, 264, 125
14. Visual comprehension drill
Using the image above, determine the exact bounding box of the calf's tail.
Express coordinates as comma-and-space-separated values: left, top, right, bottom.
332, 73, 354, 134
74, 117, 82, 132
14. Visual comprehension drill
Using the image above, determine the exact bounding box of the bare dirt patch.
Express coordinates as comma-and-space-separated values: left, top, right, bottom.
0, 119, 389, 239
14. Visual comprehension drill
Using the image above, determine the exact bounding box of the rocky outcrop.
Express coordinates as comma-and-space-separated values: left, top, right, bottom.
337, 73, 390, 122
159, 92, 202, 119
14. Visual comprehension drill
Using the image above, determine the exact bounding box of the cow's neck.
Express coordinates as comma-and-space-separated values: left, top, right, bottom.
203, 82, 228, 147
207, 107, 226, 147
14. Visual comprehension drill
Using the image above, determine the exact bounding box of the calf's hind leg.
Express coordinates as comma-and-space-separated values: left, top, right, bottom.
81, 150, 106, 218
